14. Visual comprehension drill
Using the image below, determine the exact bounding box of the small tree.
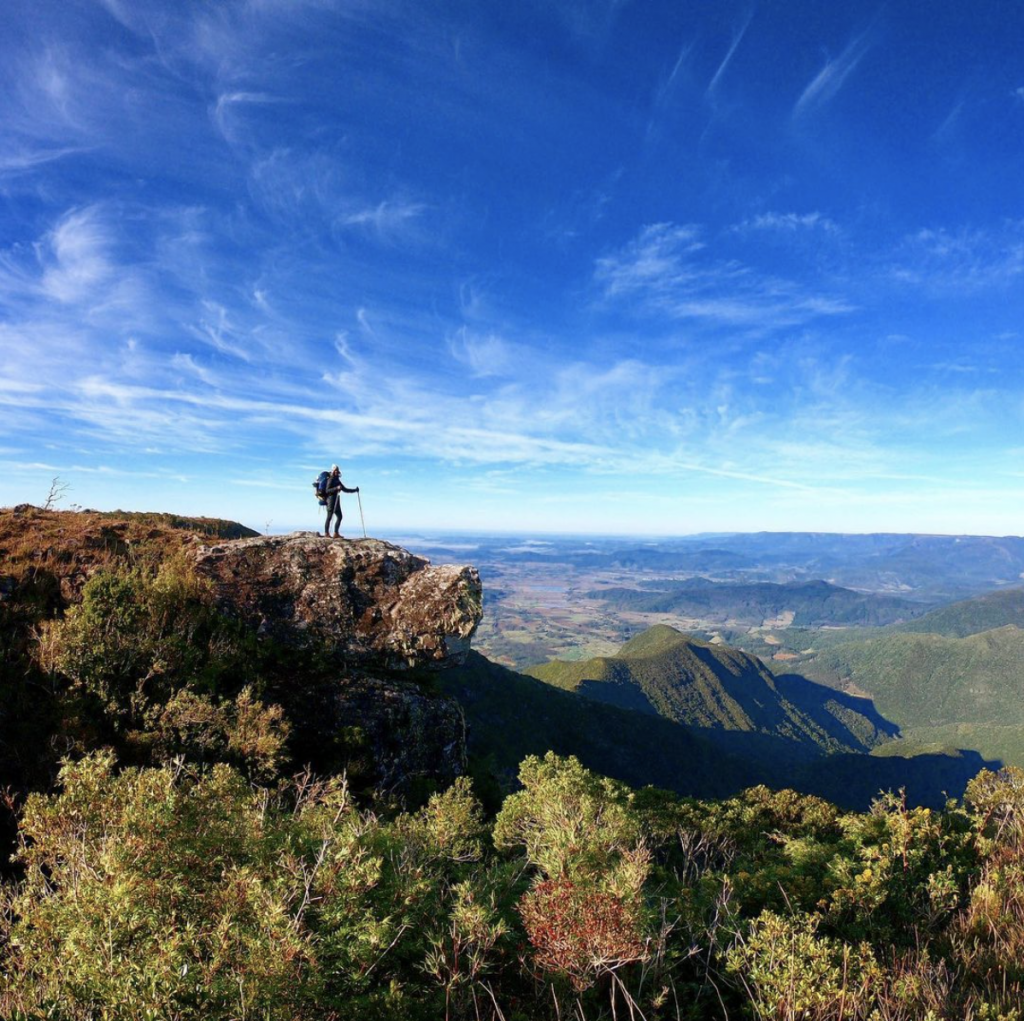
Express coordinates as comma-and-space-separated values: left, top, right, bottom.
42, 475, 70, 510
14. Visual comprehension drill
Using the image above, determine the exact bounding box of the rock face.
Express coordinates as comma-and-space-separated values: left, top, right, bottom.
190, 534, 482, 670
188, 533, 483, 790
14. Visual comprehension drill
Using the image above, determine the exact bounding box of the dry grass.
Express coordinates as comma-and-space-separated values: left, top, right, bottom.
0, 504, 256, 614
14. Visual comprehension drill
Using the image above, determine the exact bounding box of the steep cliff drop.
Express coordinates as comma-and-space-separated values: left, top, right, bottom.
189, 533, 483, 792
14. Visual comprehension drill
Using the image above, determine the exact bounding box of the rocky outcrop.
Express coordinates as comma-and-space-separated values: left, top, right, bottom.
190, 534, 482, 671
188, 533, 483, 789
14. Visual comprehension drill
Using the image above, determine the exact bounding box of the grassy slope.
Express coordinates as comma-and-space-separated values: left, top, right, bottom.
0, 505, 258, 601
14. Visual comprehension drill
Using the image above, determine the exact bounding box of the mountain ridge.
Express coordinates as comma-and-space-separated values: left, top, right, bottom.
525, 624, 896, 757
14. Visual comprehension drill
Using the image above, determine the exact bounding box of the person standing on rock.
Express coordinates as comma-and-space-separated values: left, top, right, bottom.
324, 464, 359, 538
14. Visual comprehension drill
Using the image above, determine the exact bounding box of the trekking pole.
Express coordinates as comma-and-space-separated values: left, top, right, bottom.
357, 489, 367, 538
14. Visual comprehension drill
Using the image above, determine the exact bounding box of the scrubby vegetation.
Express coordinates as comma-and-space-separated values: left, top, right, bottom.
4, 751, 1024, 1019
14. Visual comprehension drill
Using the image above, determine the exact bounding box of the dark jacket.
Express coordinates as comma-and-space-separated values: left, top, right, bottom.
326, 473, 358, 497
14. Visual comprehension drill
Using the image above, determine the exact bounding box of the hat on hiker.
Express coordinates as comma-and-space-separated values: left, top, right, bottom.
330, 464, 339, 472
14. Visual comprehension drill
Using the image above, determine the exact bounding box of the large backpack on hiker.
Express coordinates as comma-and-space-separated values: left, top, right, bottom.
313, 471, 330, 506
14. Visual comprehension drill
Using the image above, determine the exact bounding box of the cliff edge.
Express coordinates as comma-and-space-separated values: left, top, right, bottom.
188, 532, 483, 790
189, 533, 482, 670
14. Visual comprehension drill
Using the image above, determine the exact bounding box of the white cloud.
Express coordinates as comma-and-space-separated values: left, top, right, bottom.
343, 200, 425, 233
738, 211, 839, 234
171, 352, 218, 386
891, 224, 1024, 292
39, 206, 113, 303
595, 222, 852, 328
793, 30, 872, 119
190, 301, 253, 361
595, 222, 704, 298
706, 8, 753, 97
0, 146, 90, 175
211, 91, 278, 144
448, 328, 513, 377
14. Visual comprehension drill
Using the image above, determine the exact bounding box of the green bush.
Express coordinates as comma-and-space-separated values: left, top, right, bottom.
726, 910, 880, 1020
37, 563, 287, 777
0, 755, 512, 1021
4, 747, 1024, 1019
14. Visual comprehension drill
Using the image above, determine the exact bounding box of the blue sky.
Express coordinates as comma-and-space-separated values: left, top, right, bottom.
2, 0, 1024, 536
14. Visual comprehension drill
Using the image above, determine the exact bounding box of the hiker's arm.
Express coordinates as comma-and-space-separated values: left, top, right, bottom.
341, 483, 359, 494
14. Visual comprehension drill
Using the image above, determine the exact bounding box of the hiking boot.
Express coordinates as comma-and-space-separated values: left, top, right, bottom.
323, 530, 330, 537
333, 532, 341, 538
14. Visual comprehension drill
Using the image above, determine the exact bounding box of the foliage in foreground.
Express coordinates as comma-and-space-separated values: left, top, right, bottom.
3, 753, 1024, 1020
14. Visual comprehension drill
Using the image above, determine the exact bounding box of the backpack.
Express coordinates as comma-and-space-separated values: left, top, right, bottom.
313, 471, 330, 505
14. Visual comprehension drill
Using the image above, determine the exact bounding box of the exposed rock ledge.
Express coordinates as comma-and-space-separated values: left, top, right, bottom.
189, 533, 482, 672
187, 533, 483, 791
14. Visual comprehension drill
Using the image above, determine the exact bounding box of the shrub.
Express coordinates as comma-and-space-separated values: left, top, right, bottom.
823, 790, 978, 942
37, 563, 285, 777
1, 753, 312, 1020
726, 910, 881, 1021
966, 766, 1024, 850
493, 752, 644, 887
519, 876, 649, 991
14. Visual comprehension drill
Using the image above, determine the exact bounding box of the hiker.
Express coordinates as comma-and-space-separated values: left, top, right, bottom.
323, 464, 359, 538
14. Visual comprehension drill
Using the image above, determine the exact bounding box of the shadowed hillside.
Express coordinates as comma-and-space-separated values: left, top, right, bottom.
439, 649, 995, 811
525, 624, 896, 758
435, 651, 761, 799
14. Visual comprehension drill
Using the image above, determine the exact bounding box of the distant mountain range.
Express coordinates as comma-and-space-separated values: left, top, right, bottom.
407, 530, 1024, 601
589, 579, 930, 627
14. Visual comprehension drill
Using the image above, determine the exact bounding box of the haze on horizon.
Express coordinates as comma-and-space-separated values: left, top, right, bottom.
2, 1, 1024, 537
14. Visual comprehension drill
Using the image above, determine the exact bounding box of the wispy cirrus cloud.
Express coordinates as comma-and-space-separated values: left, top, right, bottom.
447, 328, 514, 377
891, 224, 1024, 292
595, 222, 852, 329
210, 91, 281, 145
0, 145, 91, 176
734, 211, 840, 235
39, 206, 113, 303
793, 30, 873, 119
341, 200, 428, 243
0, 204, 154, 332
706, 8, 753, 98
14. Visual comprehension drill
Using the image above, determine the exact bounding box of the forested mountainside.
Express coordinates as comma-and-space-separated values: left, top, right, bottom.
723, 586, 1024, 769
526, 624, 892, 755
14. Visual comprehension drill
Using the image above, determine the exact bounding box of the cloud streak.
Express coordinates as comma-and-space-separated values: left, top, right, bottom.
793, 30, 872, 119
595, 222, 852, 328
706, 8, 753, 97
